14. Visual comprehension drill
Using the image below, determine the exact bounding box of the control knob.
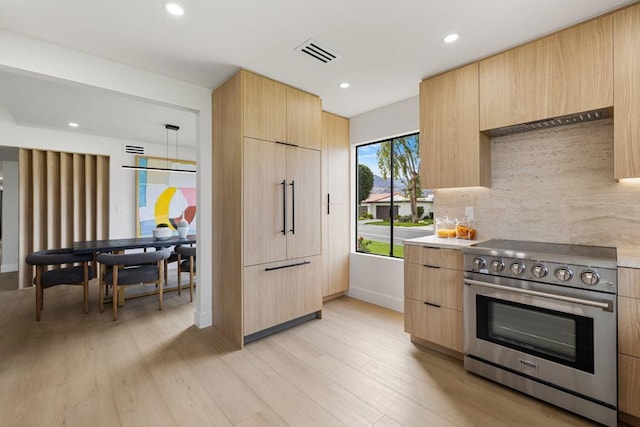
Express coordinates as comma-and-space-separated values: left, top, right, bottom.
580, 270, 600, 286
554, 268, 573, 282
490, 260, 505, 272
531, 264, 548, 278
473, 258, 486, 270
510, 262, 525, 275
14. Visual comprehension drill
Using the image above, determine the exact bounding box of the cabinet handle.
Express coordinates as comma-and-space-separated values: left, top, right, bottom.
281, 180, 287, 235
275, 141, 300, 148
423, 264, 441, 269
327, 193, 330, 215
424, 301, 441, 308
265, 260, 311, 271
290, 180, 296, 234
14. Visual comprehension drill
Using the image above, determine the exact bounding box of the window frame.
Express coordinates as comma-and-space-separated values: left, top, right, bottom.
354, 131, 422, 259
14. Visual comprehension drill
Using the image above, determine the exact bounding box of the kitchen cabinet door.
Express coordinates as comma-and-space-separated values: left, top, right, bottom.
614, 4, 640, 180
243, 256, 322, 336
287, 86, 322, 150
404, 298, 463, 353
420, 63, 491, 189
243, 70, 287, 143
286, 146, 321, 259
324, 203, 350, 296
322, 112, 350, 204
480, 16, 613, 131
243, 138, 287, 266
619, 354, 640, 417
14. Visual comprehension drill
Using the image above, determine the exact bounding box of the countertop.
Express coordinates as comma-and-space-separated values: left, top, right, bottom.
616, 246, 640, 268
403, 235, 484, 250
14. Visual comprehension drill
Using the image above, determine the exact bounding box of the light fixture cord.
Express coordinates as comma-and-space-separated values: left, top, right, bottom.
175, 127, 179, 162
166, 126, 169, 169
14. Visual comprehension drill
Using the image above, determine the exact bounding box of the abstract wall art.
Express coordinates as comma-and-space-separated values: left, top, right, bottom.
135, 156, 196, 237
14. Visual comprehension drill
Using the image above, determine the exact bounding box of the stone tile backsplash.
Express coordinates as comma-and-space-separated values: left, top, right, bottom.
434, 118, 640, 248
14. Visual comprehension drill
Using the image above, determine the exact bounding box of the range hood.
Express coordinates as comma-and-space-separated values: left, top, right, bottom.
482, 107, 612, 137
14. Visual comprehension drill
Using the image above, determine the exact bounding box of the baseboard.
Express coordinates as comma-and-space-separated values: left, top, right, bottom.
1, 263, 18, 273
410, 336, 464, 361
323, 291, 345, 302
620, 412, 640, 427
194, 309, 212, 328
345, 286, 404, 313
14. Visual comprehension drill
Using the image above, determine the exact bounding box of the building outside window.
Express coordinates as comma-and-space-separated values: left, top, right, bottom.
355, 132, 433, 258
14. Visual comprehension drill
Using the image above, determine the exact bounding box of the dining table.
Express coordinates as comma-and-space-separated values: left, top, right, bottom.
72, 234, 196, 254
73, 234, 196, 306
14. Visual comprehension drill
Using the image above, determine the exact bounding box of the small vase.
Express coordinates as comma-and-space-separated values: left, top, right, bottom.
177, 218, 189, 238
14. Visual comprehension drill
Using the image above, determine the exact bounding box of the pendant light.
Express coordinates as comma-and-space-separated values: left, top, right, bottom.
122, 124, 196, 174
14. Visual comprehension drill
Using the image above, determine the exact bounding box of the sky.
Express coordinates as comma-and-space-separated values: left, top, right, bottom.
357, 143, 382, 177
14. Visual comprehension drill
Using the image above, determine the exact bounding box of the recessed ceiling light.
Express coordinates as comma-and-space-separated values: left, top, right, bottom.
68, 122, 79, 128
339, 82, 350, 89
164, 2, 184, 16
443, 33, 460, 43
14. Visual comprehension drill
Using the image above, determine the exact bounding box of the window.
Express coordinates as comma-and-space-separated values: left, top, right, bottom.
355, 133, 433, 258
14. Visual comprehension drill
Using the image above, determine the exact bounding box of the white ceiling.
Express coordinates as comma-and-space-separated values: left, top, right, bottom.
0, 0, 634, 145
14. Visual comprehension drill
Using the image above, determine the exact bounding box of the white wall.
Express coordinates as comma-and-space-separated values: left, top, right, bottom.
1, 160, 18, 273
348, 95, 419, 312
0, 31, 213, 327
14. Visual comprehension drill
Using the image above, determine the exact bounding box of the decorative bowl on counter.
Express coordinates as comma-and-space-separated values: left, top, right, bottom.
152, 226, 173, 240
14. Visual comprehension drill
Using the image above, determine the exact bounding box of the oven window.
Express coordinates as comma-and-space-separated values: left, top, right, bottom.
476, 296, 595, 373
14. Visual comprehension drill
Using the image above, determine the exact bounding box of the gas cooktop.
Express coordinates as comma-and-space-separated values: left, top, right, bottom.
464, 239, 617, 269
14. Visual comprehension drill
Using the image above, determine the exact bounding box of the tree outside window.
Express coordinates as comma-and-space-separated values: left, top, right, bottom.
355, 133, 433, 258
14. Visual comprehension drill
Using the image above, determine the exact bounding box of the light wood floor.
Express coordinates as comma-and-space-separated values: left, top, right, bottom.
0, 275, 598, 427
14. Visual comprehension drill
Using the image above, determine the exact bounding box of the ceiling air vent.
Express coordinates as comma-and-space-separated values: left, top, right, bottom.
124, 144, 144, 155
295, 38, 342, 64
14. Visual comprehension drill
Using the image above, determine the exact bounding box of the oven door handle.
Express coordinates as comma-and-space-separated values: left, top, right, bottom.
464, 279, 613, 312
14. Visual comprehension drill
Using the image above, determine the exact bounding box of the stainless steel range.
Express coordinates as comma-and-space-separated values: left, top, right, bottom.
463, 239, 617, 426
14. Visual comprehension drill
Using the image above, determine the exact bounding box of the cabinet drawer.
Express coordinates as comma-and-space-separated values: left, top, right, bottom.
619, 353, 640, 417
619, 267, 640, 298
404, 298, 463, 353
619, 295, 640, 357
243, 256, 322, 336
404, 245, 463, 270
404, 263, 463, 310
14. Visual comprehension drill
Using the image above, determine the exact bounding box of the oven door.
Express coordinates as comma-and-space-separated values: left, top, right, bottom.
463, 273, 617, 407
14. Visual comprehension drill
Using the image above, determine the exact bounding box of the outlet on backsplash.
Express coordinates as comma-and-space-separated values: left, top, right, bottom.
465, 206, 474, 220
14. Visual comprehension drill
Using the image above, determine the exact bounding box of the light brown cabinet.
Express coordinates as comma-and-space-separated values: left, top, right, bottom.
243, 137, 321, 267
242, 70, 321, 150
419, 63, 491, 189
404, 244, 464, 353
614, 4, 640, 180
243, 255, 322, 336
212, 69, 322, 348
479, 16, 613, 131
321, 112, 350, 298
618, 267, 640, 418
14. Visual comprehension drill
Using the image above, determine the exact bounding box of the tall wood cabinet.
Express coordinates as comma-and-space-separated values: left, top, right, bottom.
212, 69, 322, 348
321, 112, 350, 298
419, 63, 491, 189
617, 267, 640, 419
479, 16, 613, 131
404, 244, 464, 353
614, 4, 640, 180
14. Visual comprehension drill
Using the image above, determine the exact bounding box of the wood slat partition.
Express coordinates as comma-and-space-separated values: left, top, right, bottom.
19, 149, 110, 289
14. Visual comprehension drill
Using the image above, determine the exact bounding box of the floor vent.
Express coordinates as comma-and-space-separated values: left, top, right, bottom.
295, 38, 342, 64
124, 144, 144, 155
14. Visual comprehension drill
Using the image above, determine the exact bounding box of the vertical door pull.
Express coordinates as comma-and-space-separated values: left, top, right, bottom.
289, 180, 296, 234
281, 180, 287, 235
327, 193, 330, 215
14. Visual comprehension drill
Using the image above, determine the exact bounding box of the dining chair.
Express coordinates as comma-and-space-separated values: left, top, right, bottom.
175, 244, 196, 302
97, 248, 171, 321
25, 248, 93, 321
